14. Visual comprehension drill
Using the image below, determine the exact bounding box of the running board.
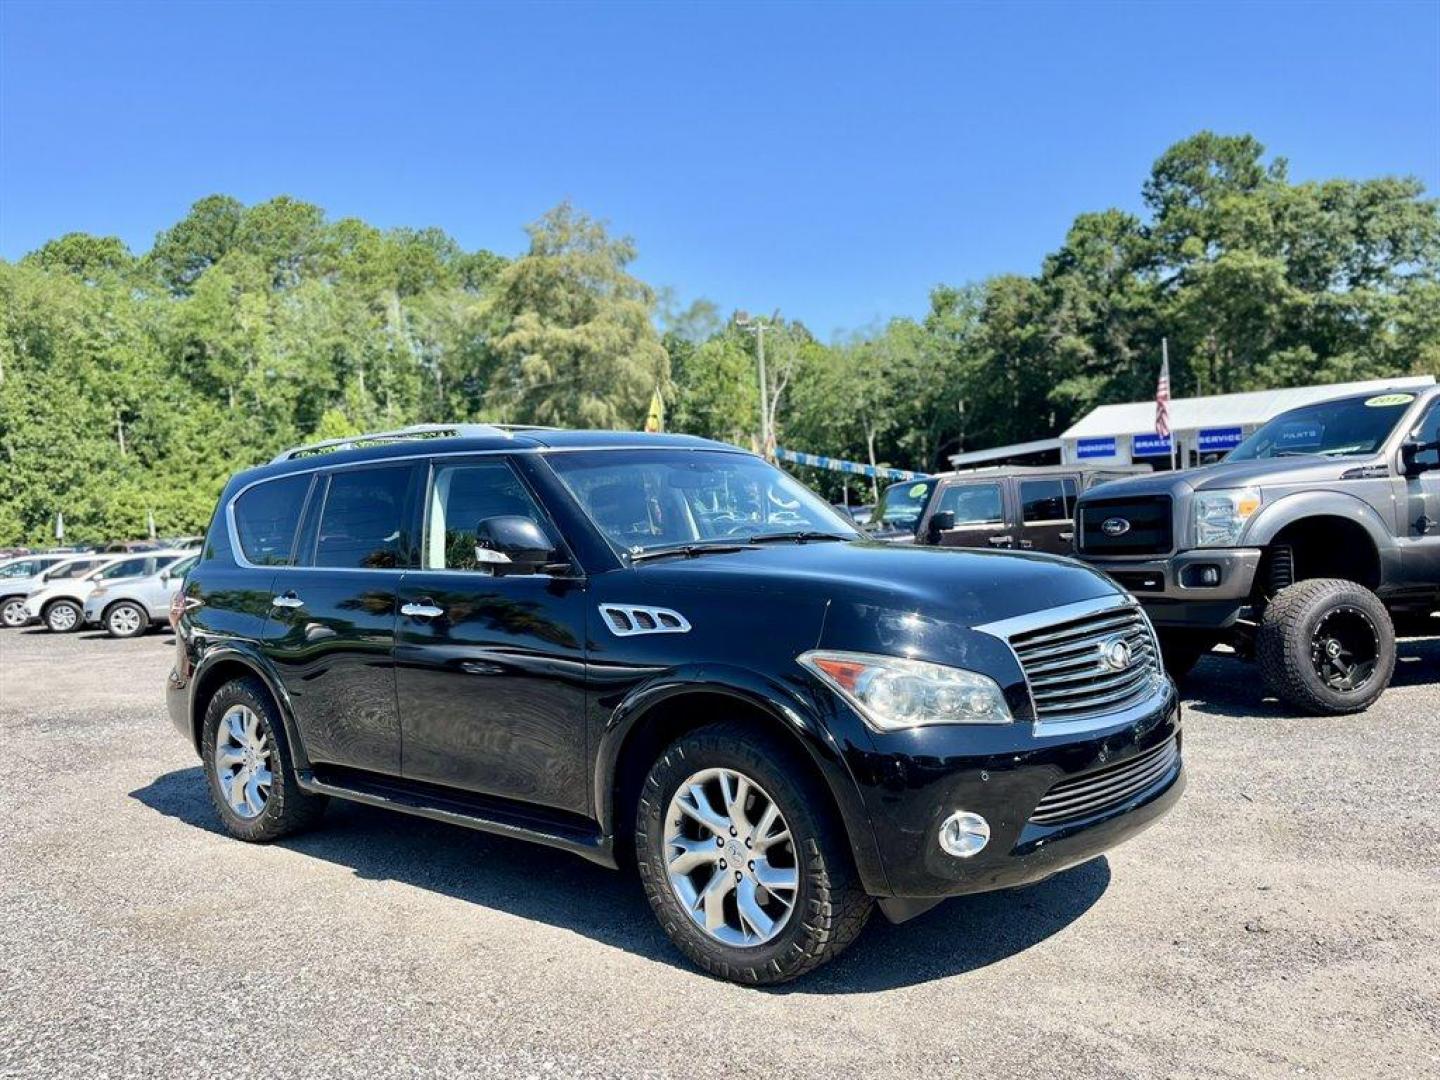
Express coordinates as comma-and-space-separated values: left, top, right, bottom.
297, 765, 616, 869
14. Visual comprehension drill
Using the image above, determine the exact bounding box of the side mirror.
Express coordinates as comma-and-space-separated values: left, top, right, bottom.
926, 510, 956, 544
474, 516, 557, 575
1400, 439, 1440, 477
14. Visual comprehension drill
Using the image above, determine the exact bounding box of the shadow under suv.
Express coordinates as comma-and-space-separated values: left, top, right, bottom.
168, 424, 1184, 984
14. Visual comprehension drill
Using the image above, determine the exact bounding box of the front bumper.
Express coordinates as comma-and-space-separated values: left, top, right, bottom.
1080, 548, 1261, 629
83, 597, 103, 624
854, 684, 1182, 900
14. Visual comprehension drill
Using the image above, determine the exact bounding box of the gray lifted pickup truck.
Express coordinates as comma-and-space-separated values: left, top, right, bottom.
1073, 385, 1439, 714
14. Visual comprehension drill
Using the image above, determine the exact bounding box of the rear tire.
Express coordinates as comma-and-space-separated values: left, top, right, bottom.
201, 676, 328, 842
44, 599, 83, 633
104, 601, 149, 639
635, 722, 872, 985
1257, 578, 1396, 715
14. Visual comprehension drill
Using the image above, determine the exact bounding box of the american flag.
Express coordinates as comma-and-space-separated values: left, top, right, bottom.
1155, 354, 1172, 439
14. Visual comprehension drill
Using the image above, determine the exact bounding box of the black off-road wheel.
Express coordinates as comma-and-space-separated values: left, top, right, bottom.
1257, 579, 1396, 715
201, 676, 328, 842
635, 722, 872, 985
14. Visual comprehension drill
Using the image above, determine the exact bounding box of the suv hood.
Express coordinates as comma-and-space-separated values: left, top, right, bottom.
632, 540, 1119, 626
1080, 455, 1368, 501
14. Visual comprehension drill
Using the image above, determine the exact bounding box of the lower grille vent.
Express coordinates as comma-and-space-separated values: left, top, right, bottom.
1030, 736, 1180, 825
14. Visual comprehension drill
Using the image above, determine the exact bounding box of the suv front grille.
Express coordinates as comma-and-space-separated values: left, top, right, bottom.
1009, 603, 1161, 720
1030, 736, 1180, 825
1079, 495, 1173, 555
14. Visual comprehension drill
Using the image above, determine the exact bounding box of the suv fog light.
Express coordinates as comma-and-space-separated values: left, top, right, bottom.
938, 811, 990, 858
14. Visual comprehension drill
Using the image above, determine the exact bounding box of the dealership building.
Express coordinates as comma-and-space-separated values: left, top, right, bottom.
947, 374, 1437, 472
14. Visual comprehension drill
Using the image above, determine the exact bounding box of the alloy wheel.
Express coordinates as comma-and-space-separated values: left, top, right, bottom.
214, 705, 274, 820
1310, 605, 1380, 692
108, 604, 143, 636
46, 603, 78, 632
663, 767, 799, 947
1, 600, 26, 628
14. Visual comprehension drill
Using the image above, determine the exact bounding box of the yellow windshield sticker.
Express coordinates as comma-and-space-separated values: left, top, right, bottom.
1364, 393, 1415, 407
909, 483, 928, 498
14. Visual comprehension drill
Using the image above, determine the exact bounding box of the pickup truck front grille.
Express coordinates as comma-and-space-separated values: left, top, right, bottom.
1030, 735, 1180, 825
1009, 603, 1162, 720
1079, 495, 1173, 555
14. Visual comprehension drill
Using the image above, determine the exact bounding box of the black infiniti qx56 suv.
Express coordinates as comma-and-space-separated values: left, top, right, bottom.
167, 424, 1184, 984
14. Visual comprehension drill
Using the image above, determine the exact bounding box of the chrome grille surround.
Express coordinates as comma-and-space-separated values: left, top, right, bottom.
977, 595, 1166, 724
1030, 735, 1180, 825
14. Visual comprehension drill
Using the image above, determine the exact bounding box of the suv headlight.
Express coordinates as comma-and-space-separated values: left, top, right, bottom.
799, 650, 1013, 731
1192, 487, 1261, 547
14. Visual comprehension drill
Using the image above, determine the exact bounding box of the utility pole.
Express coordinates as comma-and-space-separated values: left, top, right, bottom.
735, 312, 772, 459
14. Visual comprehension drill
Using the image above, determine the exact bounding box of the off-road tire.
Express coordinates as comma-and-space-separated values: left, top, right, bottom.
43, 599, 83, 633
104, 600, 149, 639
1257, 578, 1396, 715
201, 676, 328, 842
635, 722, 872, 985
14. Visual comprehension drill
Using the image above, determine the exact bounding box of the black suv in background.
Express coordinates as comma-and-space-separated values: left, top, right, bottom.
169, 424, 1183, 984
868, 464, 1148, 554
1074, 385, 1440, 714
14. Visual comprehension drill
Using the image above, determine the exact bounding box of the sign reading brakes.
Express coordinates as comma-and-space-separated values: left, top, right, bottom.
1132, 433, 1172, 457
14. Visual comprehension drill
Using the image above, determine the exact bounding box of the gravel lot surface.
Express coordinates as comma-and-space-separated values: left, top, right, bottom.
1, 626, 1437, 1079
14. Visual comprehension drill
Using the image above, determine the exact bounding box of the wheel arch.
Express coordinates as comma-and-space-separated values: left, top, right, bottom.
188, 647, 308, 767
595, 666, 890, 897
1245, 492, 1393, 591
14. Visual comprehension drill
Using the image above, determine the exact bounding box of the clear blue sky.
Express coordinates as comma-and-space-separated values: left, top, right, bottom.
2, 1, 1437, 338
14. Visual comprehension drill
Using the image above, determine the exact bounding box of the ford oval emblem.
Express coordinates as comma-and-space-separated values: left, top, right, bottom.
1101, 517, 1131, 537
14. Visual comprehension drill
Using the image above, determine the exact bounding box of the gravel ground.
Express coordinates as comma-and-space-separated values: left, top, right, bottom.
1, 626, 1437, 1079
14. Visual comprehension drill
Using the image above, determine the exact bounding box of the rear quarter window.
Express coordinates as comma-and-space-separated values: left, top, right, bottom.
232, 474, 312, 566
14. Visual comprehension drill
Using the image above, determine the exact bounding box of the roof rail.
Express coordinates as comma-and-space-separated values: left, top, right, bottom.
269, 423, 548, 464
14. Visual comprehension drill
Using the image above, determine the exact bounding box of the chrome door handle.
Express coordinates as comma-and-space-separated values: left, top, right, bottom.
400, 601, 445, 619
987, 535, 1013, 547
272, 593, 304, 609
1060, 531, 1075, 542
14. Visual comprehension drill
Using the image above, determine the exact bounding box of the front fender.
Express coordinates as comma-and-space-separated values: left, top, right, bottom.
592, 662, 892, 897
1243, 489, 1396, 551
188, 641, 311, 770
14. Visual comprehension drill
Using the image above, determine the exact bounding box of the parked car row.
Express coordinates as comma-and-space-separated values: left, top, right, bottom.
868, 384, 1440, 715
0, 549, 197, 636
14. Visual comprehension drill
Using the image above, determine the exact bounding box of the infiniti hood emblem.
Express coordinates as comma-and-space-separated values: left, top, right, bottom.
1099, 636, 1133, 671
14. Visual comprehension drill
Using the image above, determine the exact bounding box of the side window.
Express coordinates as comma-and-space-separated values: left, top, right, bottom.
233, 474, 312, 566
936, 482, 1004, 526
1414, 404, 1440, 469
1020, 478, 1078, 523
0, 561, 35, 578
97, 557, 149, 580
314, 467, 416, 569
424, 460, 556, 572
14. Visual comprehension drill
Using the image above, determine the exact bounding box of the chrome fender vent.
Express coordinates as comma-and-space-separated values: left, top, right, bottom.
599, 604, 691, 637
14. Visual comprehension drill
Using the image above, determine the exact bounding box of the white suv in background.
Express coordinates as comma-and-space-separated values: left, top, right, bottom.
84, 552, 198, 637
24, 551, 191, 633
0, 554, 74, 627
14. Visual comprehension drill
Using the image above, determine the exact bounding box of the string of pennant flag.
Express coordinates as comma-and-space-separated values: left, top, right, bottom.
774, 446, 930, 482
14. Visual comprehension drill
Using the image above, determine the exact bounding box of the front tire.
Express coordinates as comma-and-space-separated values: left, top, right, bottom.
104, 601, 149, 639
201, 676, 328, 842
1257, 578, 1396, 715
635, 722, 872, 985
44, 599, 82, 633
1, 597, 28, 628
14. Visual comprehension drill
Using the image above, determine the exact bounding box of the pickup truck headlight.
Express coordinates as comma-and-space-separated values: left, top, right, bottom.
799, 650, 1013, 731
1192, 487, 1262, 547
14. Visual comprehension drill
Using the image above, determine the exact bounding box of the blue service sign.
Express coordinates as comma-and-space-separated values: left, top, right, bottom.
1076, 436, 1118, 459
1132, 433, 1173, 457
1198, 426, 1244, 452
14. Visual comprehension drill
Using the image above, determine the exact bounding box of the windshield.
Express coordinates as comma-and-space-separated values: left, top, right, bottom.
870, 480, 936, 534
1228, 392, 1419, 461
547, 449, 858, 555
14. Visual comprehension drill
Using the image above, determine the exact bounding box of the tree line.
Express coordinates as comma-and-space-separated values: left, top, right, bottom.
1, 131, 1436, 543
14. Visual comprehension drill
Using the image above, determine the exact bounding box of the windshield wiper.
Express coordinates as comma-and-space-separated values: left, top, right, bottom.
745, 530, 854, 545
627, 541, 749, 564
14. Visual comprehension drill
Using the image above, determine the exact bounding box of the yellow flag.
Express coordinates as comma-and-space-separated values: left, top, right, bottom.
644, 387, 665, 433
